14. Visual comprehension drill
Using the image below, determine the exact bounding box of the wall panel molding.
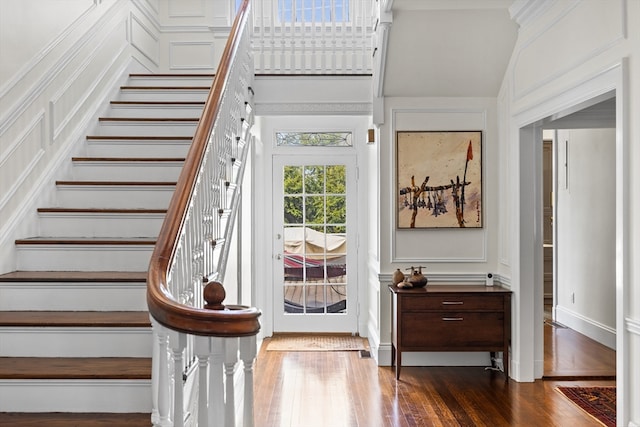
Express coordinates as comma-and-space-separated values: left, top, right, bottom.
168, 0, 206, 18
50, 18, 129, 143
0, 2, 96, 100
130, 13, 160, 66
390, 107, 489, 264
169, 41, 216, 70
511, 0, 626, 101
0, 111, 45, 212
627, 317, 640, 336
0, 1, 128, 138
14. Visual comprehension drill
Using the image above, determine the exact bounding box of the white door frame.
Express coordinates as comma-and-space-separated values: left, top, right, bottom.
511, 61, 628, 421
271, 153, 359, 333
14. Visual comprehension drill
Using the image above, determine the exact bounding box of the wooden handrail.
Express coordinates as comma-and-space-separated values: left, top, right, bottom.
146, 0, 260, 337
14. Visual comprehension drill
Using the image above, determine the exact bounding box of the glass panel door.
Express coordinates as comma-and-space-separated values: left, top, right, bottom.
273, 155, 357, 332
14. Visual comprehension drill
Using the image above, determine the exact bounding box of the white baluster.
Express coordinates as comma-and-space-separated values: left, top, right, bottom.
209, 337, 225, 427
224, 337, 239, 427
170, 331, 187, 427
195, 336, 211, 427
240, 335, 257, 427
151, 320, 160, 426
151, 319, 172, 426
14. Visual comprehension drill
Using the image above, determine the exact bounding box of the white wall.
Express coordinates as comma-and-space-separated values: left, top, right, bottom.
555, 128, 616, 349
156, 0, 237, 73
0, 0, 91, 84
500, 0, 639, 424
0, 0, 160, 273
370, 96, 500, 366
0, 0, 239, 273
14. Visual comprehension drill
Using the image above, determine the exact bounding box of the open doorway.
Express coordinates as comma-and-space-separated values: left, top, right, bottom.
513, 62, 629, 420
541, 119, 616, 378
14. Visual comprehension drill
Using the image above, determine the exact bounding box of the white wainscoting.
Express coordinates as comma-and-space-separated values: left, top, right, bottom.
0, 0, 161, 273
131, 12, 160, 66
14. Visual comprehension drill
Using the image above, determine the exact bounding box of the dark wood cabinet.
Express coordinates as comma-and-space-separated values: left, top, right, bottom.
389, 284, 511, 380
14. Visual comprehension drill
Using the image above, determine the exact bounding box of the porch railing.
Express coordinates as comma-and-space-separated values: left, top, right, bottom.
146, 1, 260, 426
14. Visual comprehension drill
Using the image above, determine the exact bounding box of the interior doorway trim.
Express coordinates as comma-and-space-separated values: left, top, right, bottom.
512, 60, 629, 420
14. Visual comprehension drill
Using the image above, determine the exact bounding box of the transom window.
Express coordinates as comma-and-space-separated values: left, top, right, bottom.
276, 132, 353, 147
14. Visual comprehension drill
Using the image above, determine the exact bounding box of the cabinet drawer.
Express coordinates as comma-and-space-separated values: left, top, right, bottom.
400, 312, 504, 349
401, 295, 504, 311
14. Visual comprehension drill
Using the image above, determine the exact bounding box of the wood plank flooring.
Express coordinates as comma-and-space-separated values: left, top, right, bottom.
544, 321, 616, 379
0, 321, 615, 426
254, 327, 616, 427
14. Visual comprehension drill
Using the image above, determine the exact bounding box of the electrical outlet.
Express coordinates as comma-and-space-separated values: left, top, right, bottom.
571, 292, 575, 304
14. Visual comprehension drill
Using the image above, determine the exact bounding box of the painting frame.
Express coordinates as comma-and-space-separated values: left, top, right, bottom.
396, 130, 483, 229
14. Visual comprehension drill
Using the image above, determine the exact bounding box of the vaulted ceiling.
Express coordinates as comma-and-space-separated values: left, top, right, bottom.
382, 0, 518, 98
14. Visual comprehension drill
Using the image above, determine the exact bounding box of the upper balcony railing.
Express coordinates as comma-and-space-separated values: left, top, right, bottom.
250, 0, 375, 74
146, 0, 260, 425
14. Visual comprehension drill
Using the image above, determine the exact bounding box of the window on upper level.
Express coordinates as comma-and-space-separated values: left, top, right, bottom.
278, 0, 350, 23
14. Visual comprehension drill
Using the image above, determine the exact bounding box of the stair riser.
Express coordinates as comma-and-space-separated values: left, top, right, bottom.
39, 213, 164, 238
117, 89, 209, 102
0, 380, 151, 412
108, 104, 204, 118
94, 121, 198, 137
16, 245, 154, 271
71, 162, 183, 181
128, 76, 214, 86
0, 283, 147, 311
0, 328, 151, 357
55, 186, 175, 209
86, 139, 192, 157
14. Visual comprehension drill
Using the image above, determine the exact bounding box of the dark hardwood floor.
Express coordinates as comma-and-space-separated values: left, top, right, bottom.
254, 325, 616, 427
544, 320, 616, 379
0, 321, 615, 426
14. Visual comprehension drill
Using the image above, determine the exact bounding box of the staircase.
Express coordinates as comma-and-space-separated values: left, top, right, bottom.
0, 74, 212, 423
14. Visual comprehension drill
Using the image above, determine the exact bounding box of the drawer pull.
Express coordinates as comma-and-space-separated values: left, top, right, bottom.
442, 317, 464, 321
442, 301, 464, 305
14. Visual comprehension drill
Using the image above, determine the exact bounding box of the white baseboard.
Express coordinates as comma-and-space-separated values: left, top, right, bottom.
556, 305, 616, 350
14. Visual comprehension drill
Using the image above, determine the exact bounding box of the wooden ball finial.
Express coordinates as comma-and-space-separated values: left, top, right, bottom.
203, 281, 226, 310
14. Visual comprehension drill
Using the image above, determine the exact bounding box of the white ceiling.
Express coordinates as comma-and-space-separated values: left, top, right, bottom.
383, 0, 518, 97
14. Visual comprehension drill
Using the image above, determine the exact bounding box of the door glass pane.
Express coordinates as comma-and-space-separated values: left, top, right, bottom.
282, 164, 347, 315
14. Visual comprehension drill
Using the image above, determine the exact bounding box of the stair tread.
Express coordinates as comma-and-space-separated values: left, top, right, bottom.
0, 311, 150, 327
55, 180, 176, 185
120, 85, 210, 90
0, 357, 151, 379
15, 237, 156, 245
0, 412, 152, 426
86, 135, 192, 140
71, 157, 185, 162
0, 271, 147, 282
98, 117, 199, 122
129, 73, 214, 77
37, 208, 167, 213
111, 100, 205, 105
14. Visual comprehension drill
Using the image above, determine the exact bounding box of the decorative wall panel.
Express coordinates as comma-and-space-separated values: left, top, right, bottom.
169, 41, 216, 70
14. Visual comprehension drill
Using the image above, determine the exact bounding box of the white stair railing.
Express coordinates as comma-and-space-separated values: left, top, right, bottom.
147, 1, 260, 426
252, 0, 375, 74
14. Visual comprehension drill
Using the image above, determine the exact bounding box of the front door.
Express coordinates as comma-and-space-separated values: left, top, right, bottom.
272, 155, 358, 333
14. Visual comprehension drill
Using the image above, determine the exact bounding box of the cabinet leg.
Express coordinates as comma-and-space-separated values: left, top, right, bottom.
391, 344, 396, 367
